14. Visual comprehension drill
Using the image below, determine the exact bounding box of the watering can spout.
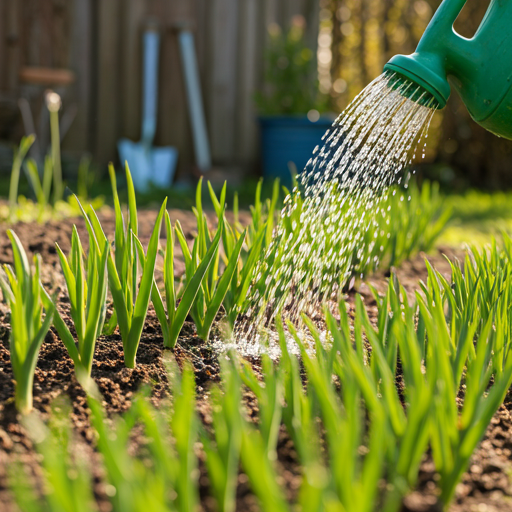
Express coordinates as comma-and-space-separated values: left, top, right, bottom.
384, 0, 512, 140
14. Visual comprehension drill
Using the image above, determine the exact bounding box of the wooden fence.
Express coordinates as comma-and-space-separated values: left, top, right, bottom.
0, 0, 320, 178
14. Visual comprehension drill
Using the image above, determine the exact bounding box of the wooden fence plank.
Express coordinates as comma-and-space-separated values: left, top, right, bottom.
65, 0, 93, 152
121, 0, 146, 142
195, 0, 208, 73
265, 0, 280, 26
95, 0, 122, 165
0, 0, 319, 175
209, 0, 239, 162
0, 0, 6, 92
5, 0, 21, 92
236, 0, 260, 165
304, 0, 320, 52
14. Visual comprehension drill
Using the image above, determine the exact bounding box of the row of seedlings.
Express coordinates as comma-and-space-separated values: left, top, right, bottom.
10, 236, 512, 511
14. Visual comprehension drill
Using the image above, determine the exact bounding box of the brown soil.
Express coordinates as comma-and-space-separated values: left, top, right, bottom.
0, 213, 511, 512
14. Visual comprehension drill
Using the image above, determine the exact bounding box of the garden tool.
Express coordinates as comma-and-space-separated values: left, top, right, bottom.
175, 24, 212, 173
118, 22, 178, 191
384, 0, 512, 139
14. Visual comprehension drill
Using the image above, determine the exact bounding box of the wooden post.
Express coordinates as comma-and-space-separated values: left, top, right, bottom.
95, 0, 122, 165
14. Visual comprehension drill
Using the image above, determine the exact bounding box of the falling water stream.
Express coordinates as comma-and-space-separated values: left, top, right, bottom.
229, 72, 438, 357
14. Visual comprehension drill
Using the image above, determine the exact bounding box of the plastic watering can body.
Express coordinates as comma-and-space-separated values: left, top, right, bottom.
384, 0, 512, 139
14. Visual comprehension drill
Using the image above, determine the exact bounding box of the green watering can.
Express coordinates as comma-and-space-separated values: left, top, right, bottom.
384, 0, 512, 139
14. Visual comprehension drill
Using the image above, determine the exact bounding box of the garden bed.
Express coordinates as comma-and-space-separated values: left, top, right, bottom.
1, 210, 511, 512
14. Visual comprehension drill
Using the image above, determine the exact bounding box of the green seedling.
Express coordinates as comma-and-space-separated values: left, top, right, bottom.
89, 360, 199, 512
340, 287, 434, 509
207, 181, 265, 327
112, 197, 166, 368
276, 319, 334, 510
46, 91, 63, 203
42, 225, 109, 386
100, 163, 139, 335
418, 262, 512, 505
168, 360, 200, 512
239, 427, 289, 512
247, 177, 280, 248
8, 134, 35, 223
89, 396, 170, 512
176, 179, 244, 340
238, 354, 283, 460
25, 155, 53, 223
18, 362, 200, 512
201, 357, 243, 512
353, 180, 450, 277
80, 163, 167, 368
148, 210, 222, 349
10, 400, 96, 512
0, 230, 54, 414
77, 154, 93, 201
288, 318, 391, 512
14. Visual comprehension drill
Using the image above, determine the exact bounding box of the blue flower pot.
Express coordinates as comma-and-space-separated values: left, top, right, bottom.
259, 115, 334, 182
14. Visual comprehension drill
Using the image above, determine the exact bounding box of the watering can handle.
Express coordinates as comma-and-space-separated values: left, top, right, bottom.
429, 0, 468, 31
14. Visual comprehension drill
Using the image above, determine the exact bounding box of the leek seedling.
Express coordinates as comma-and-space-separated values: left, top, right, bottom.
247, 178, 280, 247
89, 361, 199, 512
418, 268, 512, 505
207, 182, 267, 328
168, 360, 200, 512
101, 163, 139, 335
0, 230, 54, 414
201, 358, 243, 512
80, 164, 167, 368
8, 135, 35, 223
328, 291, 433, 510
11, 401, 96, 512
42, 225, 109, 386
25, 156, 53, 223
147, 210, 222, 349
276, 322, 331, 510
239, 428, 289, 512
46, 91, 63, 203
89, 397, 162, 512
288, 318, 392, 512
239, 354, 283, 460
176, 179, 244, 340
352, 181, 451, 276
108, 198, 166, 368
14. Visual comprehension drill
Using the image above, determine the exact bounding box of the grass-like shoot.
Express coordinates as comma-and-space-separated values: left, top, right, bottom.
150, 210, 222, 349
8, 135, 35, 223
208, 181, 269, 329
175, 179, 246, 341
9, 401, 95, 512
0, 230, 54, 414
25, 156, 53, 223
79, 163, 167, 368
42, 225, 109, 387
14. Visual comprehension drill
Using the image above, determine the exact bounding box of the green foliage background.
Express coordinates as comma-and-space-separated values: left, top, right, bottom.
320, 0, 512, 188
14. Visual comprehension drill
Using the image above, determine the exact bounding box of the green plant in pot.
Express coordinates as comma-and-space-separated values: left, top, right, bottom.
256, 16, 332, 182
